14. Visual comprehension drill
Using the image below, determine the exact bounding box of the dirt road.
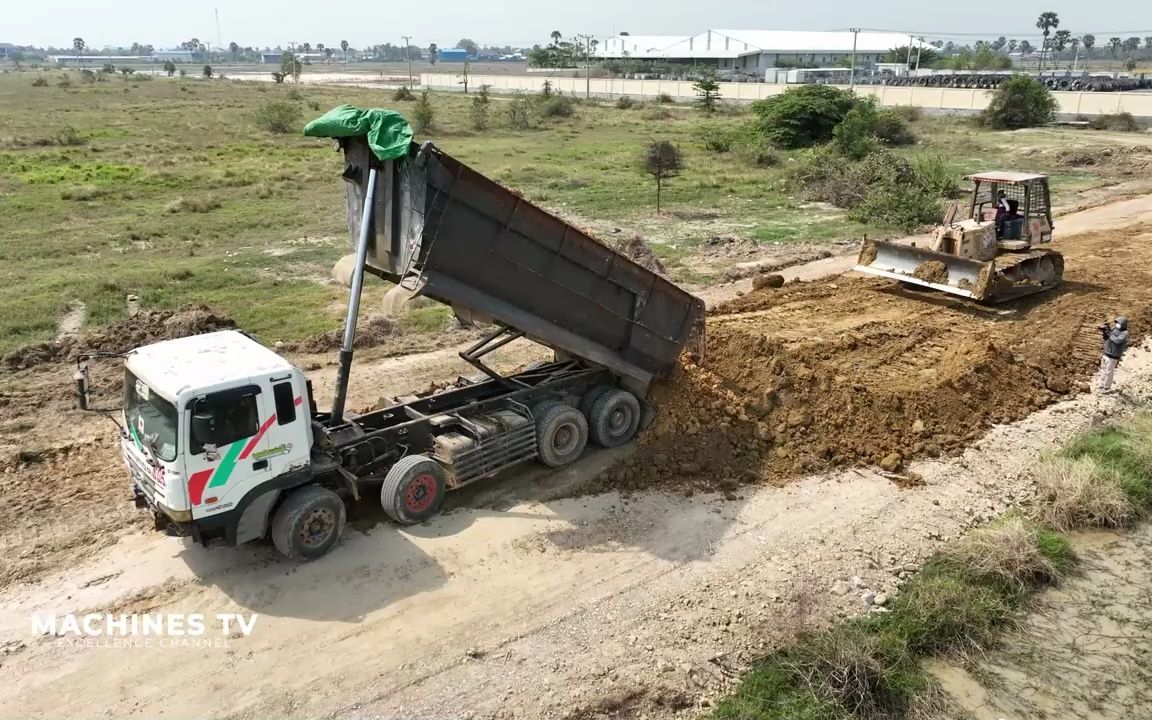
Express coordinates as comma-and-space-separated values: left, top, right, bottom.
3, 195, 1152, 719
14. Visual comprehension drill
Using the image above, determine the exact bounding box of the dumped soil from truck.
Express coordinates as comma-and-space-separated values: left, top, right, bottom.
286, 316, 396, 353
600, 224, 1152, 494
2, 305, 236, 371
912, 260, 949, 284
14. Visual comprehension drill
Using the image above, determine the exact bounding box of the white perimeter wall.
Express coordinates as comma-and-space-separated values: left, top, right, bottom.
421, 72, 1152, 118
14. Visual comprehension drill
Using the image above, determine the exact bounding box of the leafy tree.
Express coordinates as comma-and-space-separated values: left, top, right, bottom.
340, 40, 350, 62
1019, 40, 1034, 56
887, 45, 940, 69
281, 52, 302, 83
1035, 11, 1059, 70
469, 84, 491, 130
1122, 37, 1141, 53
1053, 30, 1072, 57
832, 103, 879, 160
412, 90, 434, 133
10, 50, 25, 68
980, 75, 1057, 129
457, 38, 479, 56
1008, 39, 1019, 53
693, 69, 721, 113
163, 60, 176, 76
991, 36, 1007, 51
1125, 58, 1138, 72
428, 43, 439, 65
508, 93, 532, 129
457, 62, 470, 93
642, 141, 683, 213
750, 84, 859, 149
202, 64, 213, 78
324, 47, 333, 62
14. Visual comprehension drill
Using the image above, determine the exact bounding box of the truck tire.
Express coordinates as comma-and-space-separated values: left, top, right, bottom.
270, 485, 346, 562
381, 454, 447, 525
578, 384, 615, 419
588, 388, 641, 448
534, 401, 589, 468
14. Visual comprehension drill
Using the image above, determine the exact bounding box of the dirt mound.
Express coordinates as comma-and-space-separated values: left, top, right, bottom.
601, 224, 1152, 494
286, 316, 395, 353
2, 305, 236, 371
613, 235, 667, 274
912, 260, 950, 284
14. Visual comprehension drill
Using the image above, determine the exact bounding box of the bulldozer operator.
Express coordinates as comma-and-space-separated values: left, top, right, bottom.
1098, 316, 1130, 393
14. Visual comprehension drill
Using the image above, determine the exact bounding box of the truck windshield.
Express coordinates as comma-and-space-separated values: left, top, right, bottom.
124, 371, 178, 462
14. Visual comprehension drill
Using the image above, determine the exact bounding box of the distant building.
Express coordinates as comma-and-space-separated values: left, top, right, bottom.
155, 49, 197, 62
0, 43, 16, 60
438, 48, 471, 62
596, 29, 914, 72
261, 53, 283, 65
49, 55, 145, 65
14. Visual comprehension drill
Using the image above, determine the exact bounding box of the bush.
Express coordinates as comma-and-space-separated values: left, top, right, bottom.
701, 124, 735, 153
165, 196, 223, 213
306, 99, 321, 111
55, 124, 86, 147
1033, 455, 1136, 530
913, 153, 957, 198
736, 134, 781, 167
469, 85, 491, 131
832, 103, 880, 160
655, 92, 674, 104
412, 90, 434, 133
392, 85, 414, 102
508, 94, 532, 129
1091, 111, 1141, 132
79, 69, 96, 84
57, 74, 72, 88
751, 84, 860, 148
980, 75, 1057, 129
874, 109, 917, 146
254, 101, 302, 134
536, 93, 576, 118
888, 105, 923, 123
641, 107, 673, 121
942, 516, 1071, 590
31, 76, 49, 87
849, 182, 942, 231
615, 95, 636, 110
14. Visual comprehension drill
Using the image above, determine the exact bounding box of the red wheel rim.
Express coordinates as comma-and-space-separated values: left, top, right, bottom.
405, 474, 438, 513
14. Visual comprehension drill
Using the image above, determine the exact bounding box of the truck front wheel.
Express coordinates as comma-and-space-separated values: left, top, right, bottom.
270, 485, 347, 562
535, 402, 589, 468
382, 454, 447, 525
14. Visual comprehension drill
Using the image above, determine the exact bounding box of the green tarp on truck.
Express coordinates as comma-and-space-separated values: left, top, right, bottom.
303, 105, 413, 161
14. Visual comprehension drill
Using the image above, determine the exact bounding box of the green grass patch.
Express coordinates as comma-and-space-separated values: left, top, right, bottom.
1061, 413, 1152, 510
711, 517, 1072, 720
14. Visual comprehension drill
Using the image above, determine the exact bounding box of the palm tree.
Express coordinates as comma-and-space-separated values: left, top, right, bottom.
1108, 37, 1122, 71
1008, 38, 1018, 54
1053, 29, 1071, 68
1068, 38, 1079, 71
1081, 34, 1095, 69
228, 41, 239, 58
428, 43, 439, 65
72, 37, 85, 66
1035, 11, 1059, 71
302, 42, 311, 53
340, 39, 350, 62
550, 30, 562, 46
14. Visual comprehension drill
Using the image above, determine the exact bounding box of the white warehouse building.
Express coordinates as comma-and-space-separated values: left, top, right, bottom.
596, 30, 915, 72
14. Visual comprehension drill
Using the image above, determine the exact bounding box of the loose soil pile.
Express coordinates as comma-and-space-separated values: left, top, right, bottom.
912, 260, 950, 284
613, 235, 667, 275
286, 316, 396, 353
2, 305, 235, 371
601, 225, 1152, 494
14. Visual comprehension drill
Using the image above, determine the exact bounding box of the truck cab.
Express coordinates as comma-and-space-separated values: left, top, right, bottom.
122, 330, 313, 547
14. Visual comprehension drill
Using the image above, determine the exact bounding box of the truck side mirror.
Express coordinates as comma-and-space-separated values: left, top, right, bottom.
191, 411, 215, 446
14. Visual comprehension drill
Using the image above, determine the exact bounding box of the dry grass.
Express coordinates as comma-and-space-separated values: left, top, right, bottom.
943, 516, 1069, 589
165, 196, 223, 214
1033, 455, 1136, 530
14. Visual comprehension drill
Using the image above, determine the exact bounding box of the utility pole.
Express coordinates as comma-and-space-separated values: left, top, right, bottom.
574, 34, 593, 98
401, 35, 413, 87
907, 34, 914, 68
914, 36, 924, 71
849, 27, 860, 91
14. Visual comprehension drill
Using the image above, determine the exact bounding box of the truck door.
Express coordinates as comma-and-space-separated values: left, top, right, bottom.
260, 374, 311, 481
185, 384, 268, 519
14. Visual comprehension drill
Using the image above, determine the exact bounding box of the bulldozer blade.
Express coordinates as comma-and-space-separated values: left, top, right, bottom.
854, 241, 991, 301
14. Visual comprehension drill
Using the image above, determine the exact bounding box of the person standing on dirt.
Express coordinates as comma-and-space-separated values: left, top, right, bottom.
1097, 316, 1129, 393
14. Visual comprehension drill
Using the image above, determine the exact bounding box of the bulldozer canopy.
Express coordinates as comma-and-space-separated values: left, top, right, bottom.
303, 105, 413, 161
965, 171, 1046, 184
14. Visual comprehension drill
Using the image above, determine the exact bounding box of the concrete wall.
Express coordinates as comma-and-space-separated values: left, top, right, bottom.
420, 72, 1152, 118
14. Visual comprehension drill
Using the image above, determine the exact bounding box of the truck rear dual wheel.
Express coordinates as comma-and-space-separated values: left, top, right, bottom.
535, 401, 589, 468
271, 485, 347, 562
382, 455, 448, 525
580, 385, 642, 448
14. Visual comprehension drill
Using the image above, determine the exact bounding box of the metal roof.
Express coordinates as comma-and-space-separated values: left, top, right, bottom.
966, 171, 1048, 183
595, 29, 914, 60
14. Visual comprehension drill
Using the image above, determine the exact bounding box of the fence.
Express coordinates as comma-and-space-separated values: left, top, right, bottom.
420, 72, 1152, 118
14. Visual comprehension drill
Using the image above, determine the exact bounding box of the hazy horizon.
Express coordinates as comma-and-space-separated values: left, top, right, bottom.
6, 1, 1152, 50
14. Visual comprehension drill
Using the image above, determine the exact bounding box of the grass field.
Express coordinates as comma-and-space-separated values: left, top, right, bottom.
0, 70, 1136, 356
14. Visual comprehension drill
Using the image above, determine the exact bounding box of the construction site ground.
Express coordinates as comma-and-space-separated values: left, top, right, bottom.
3, 195, 1152, 719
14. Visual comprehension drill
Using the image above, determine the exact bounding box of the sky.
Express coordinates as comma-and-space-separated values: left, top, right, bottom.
6, 0, 1152, 50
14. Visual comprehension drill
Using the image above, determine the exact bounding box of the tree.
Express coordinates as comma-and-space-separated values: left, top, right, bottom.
1122, 37, 1141, 53
550, 31, 562, 46
457, 38, 479, 56
412, 90, 434, 133
642, 141, 683, 213
832, 102, 879, 160
163, 60, 176, 77
1053, 30, 1072, 59
980, 75, 1057, 129
428, 43, 439, 65
281, 52, 302, 82
203, 64, 213, 78
1125, 58, 1138, 72
228, 41, 239, 58
469, 84, 491, 130
1081, 34, 1095, 67
340, 40, 350, 62
457, 62, 470, 93
1145, 37, 1152, 51
750, 84, 859, 148
693, 69, 721, 113
991, 36, 1007, 52
102, 62, 115, 74
1108, 37, 1122, 70
301, 42, 311, 53
1019, 40, 1034, 56
887, 45, 940, 69
1035, 11, 1059, 71
73, 37, 85, 66
324, 47, 333, 62
10, 50, 25, 68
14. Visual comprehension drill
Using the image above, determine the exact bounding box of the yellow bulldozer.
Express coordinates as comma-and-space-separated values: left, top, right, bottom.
854, 172, 1063, 302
